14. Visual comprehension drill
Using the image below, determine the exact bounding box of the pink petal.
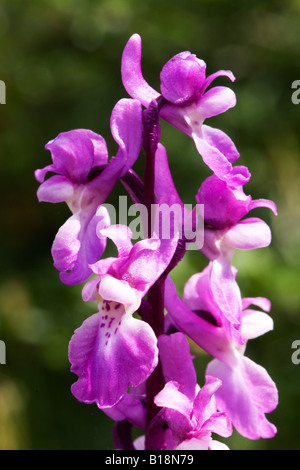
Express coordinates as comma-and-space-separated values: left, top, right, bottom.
110, 98, 143, 177
164, 277, 234, 366
158, 333, 197, 401
175, 436, 211, 450
193, 375, 221, 426
154, 381, 192, 417
224, 217, 272, 250
249, 198, 278, 216
203, 69, 235, 91
154, 144, 184, 206
193, 134, 250, 187
160, 51, 206, 106
154, 381, 194, 437
69, 303, 158, 408
36, 175, 74, 203
206, 356, 278, 439
201, 125, 240, 163
197, 86, 236, 119
103, 393, 146, 429
52, 205, 110, 285
45, 129, 108, 183
208, 440, 230, 450
210, 257, 243, 327
121, 34, 160, 107
241, 309, 273, 340
99, 225, 133, 257
34, 164, 56, 183
201, 412, 232, 438
98, 275, 138, 307
242, 297, 271, 312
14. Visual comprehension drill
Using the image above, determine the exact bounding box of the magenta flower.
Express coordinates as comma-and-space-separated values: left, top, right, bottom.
68, 225, 178, 408
35, 98, 142, 285
121, 33, 249, 187
134, 333, 232, 450
154, 146, 276, 339
195, 174, 277, 336
164, 275, 278, 440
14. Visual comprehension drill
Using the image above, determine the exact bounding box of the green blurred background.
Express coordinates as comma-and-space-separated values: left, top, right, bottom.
1, 0, 300, 450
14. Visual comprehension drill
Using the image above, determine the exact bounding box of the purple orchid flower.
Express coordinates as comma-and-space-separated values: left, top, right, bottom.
34, 98, 142, 285
196, 174, 277, 337
121, 33, 249, 187
164, 274, 278, 440
134, 332, 232, 450
154, 145, 277, 338
68, 224, 178, 408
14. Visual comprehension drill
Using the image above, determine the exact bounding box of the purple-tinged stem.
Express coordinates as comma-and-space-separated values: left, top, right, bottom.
142, 99, 160, 237
142, 99, 166, 449
113, 420, 135, 450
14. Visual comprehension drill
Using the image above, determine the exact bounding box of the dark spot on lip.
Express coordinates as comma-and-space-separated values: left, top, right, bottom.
87, 164, 107, 182
192, 309, 219, 327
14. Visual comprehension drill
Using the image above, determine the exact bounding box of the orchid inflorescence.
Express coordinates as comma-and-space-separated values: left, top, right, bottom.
34, 34, 278, 450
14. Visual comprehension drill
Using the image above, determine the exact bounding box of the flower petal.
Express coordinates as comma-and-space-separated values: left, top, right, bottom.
154, 381, 193, 436
164, 277, 234, 366
154, 144, 184, 206
201, 412, 232, 438
154, 381, 192, 418
196, 174, 251, 229
69, 302, 158, 408
45, 129, 108, 183
203, 70, 235, 91
121, 34, 160, 107
224, 217, 272, 250
175, 436, 211, 450
99, 225, 133, 258
98, 275, 138, 307
34, 163, 57, 183
52, 205, 110, 285
210, 257, 243, 328
206, 356, 278, 439
192, 133, 250, 187
160, 52, 206, 106
183, 268, 222, 326
158, 333, 197, 401
118, 237, 177, 293
193, 375, 221, 426
110, 98, 143, 177
249, 198, 278, 216
241, 309, 273, 340
242, 297, 271, 312
197, 86, 236, 119
208, 440, 230, 450
36, 175, 74, 203
201, 125, 240, 163
103, 393, 146, 429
